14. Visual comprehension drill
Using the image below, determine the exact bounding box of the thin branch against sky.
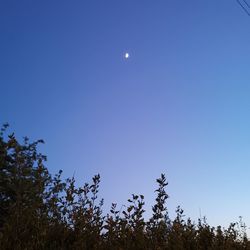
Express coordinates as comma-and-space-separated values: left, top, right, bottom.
236, 0, 250, 16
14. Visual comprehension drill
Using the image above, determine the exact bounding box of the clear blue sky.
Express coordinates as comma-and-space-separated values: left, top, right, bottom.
1, 0, 250, 228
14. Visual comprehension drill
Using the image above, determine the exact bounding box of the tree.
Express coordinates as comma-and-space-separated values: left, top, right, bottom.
0, 124, 51, 249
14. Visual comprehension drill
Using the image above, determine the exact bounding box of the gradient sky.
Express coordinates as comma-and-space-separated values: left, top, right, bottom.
1, 0, 250, 229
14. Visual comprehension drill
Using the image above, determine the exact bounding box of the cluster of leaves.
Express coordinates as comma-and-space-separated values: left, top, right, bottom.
1, 124, 250, 250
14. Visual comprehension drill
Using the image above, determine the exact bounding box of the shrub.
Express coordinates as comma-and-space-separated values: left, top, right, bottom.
0, 124, 249, 250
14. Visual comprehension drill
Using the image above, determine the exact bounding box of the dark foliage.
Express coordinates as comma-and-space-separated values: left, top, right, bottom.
0, 124, 250, 249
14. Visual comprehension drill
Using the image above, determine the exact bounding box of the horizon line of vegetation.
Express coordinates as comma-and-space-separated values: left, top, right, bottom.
0, 123, 249, 249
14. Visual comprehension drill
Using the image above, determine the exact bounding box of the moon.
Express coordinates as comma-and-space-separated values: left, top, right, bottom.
124, 52, 130, 59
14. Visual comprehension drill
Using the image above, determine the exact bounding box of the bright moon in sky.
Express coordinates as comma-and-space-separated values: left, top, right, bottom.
124, 52, 129, 59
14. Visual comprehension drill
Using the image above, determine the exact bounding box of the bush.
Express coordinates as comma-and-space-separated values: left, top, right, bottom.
0, 124, 249, 250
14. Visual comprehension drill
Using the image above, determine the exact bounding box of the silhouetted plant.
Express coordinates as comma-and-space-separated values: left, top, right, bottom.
147, 173, 170, 249
1, 124, 250, 250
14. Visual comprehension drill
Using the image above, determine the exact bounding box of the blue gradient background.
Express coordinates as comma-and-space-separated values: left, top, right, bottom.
1, 0, 250, 228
